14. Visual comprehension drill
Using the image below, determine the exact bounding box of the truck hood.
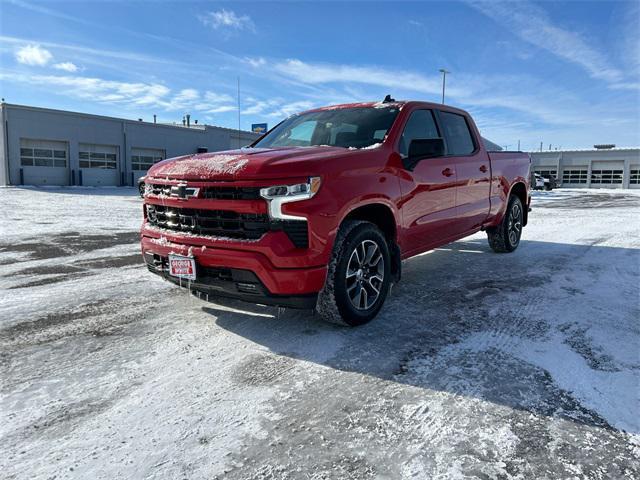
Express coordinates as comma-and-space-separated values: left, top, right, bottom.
147, 146, 362, 181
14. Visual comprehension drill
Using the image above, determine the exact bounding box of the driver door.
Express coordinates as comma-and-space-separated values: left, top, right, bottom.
397, 109, 458, 255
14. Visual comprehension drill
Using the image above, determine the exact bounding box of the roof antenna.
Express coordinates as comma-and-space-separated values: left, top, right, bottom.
382, 94, 395, 103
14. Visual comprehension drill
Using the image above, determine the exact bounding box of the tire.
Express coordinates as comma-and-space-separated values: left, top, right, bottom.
487, 195, 524, 253
316, 221, 392, 326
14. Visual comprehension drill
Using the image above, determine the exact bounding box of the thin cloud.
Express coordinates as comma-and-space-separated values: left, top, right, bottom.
467, 0, 624, 83
244, 57, 266, 68
15, 44, 52, 66
53, 61, 79, 72
199, 9, 255, 32
0, 71, 238, 114
273, 59, 456, 97
2, 35, 178, 66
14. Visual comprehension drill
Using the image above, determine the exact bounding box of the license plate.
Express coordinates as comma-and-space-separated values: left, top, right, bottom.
168, 254, 196, 280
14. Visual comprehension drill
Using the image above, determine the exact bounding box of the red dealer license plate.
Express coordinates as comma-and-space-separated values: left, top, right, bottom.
168, 255, 196, 281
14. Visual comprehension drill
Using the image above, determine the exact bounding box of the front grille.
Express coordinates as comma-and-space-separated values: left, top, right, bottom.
201, 186, 261, 200
149, 184, 172, 196
146, 204, 269, 240
149, 183, 261, 200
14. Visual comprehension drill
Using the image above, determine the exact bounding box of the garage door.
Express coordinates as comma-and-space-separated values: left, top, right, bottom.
20, 139, 69, 186
629, 166, 639, 189
131, 147, 165, 184
79, 143, 120, 186
590, 161, 624, 189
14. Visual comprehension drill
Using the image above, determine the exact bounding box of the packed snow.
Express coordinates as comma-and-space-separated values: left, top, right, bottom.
1, 186, 639, 479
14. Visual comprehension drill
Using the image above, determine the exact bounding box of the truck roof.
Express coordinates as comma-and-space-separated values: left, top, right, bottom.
304, 100, 470, 116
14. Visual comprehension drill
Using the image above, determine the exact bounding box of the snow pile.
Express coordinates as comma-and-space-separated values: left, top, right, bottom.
348, 143, 382, 150
152, 154, 249, 178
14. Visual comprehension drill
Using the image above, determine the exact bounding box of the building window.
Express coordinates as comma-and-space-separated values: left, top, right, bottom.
630, 169, 640, 185
131, 148, 165, 171
534, 168, 557, 178
79, 143, 118, 169
20, 139, 67, 168
591, 169, 623, 184
562, 168, 588, 184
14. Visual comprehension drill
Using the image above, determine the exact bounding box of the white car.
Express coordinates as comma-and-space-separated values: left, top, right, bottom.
532, 173, 555, 191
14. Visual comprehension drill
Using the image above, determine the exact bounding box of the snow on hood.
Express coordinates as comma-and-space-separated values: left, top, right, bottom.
150, 154, 249, 179
147, 144, 387, 181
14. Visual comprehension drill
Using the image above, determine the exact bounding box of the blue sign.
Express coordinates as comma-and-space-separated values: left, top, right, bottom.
252, 123, 268, 134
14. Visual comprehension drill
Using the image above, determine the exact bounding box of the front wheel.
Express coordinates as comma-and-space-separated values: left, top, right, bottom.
316, 221, 391, 326
487, 195, 524, 253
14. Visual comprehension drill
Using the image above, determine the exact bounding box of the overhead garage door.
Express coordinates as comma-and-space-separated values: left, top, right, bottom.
131, 147, 165, 184
590, 161, 624, 189
20, 138, 69, 186
79, 143, 120, 186
629, 166, 640, 189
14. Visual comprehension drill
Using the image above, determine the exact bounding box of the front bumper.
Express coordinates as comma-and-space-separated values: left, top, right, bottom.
141, 235, 325, 309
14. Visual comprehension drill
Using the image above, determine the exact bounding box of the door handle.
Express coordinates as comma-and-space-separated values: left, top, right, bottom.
442, 168, 454, 177
479, 165, 488, 173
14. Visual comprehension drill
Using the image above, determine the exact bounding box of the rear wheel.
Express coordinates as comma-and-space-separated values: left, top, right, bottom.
316, 221, 391, 326
487, 195, 524, 253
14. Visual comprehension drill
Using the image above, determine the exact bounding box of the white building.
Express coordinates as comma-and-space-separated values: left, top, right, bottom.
0, 103, 259, 187
530, 146, 640, 189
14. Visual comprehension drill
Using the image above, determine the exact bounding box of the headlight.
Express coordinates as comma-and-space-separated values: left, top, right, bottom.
260, 177, 321, 221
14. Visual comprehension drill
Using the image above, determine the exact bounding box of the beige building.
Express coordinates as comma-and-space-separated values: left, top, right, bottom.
530, 146, 640, 189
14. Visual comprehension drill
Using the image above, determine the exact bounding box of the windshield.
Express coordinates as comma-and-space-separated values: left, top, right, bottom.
253, 106, 400, 149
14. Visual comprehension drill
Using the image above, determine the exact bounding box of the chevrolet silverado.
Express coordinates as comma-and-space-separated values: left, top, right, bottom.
141, 99, 531, 325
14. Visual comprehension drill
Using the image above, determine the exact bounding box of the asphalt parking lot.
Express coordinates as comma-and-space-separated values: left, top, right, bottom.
1, 187, 639, 479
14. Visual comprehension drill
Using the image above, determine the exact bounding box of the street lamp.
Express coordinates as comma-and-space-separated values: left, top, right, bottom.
439, 68, 450, 104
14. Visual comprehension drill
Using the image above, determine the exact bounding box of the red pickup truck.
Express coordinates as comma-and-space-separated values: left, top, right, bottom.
141, 99, 531, 326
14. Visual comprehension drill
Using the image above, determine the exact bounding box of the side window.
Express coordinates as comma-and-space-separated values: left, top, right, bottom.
399, 110, 439, 157
439, 111, 475, 156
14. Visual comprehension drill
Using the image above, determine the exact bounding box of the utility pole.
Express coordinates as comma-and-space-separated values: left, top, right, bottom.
540, 141, 543, 152
439, 68, 450, 104
517, 140, 521, 151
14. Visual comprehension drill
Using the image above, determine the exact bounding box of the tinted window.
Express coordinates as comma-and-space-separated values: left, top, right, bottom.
439, 111, 475, 155
399, 110, 439, 157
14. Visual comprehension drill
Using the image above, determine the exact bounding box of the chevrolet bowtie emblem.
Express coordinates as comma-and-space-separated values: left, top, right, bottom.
170, 185, 200, 199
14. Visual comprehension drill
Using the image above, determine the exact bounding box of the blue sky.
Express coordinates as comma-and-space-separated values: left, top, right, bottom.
0, 0, 639, 150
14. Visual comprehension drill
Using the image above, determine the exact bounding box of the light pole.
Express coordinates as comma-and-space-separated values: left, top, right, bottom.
439, 68, 450, 104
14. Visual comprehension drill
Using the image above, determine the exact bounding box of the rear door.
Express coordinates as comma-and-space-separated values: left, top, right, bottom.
438, 110, 491, 233
397, 109, 458, 254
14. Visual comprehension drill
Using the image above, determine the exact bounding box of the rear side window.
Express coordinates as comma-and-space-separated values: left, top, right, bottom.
439, 111, 475, 155
399, 110, 440, 157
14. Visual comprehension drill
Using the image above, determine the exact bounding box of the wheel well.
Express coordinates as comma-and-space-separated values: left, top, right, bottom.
344, 203, 397, 242
510, 182, 528, 226
343, 203, 401, 282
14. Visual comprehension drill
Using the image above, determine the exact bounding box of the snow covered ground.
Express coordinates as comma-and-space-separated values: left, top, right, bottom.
1, 186, 639, 479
